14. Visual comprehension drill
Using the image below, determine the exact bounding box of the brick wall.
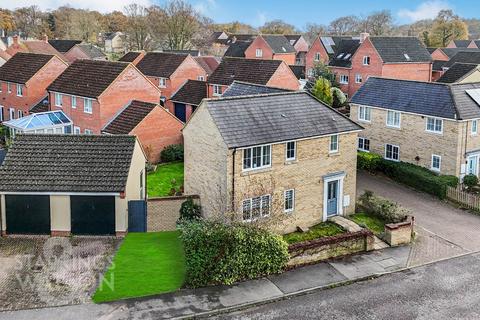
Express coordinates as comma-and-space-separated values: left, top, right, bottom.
293, 37, 309, 53
272, 53, 296, 65
244, 36, 274, 60
382, 63, 432, 82
430, 49, 448, 61
267, 62, 300, 90
147, 195, 200, 231
305, 37, 330, 74
64, 46, 90, 63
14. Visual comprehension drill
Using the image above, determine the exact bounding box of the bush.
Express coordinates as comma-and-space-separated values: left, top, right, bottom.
179, 198, 201, 221
357, 191, 410, 224
357, 151, 382, 172
179, 220, 289, 287
463, 174, 478, 190
160, 144, 184, 162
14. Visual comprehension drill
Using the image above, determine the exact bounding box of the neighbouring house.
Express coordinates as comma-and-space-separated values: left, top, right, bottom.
0, 134, 146, 237
329, 34, 432, 98
221, 80, 291, 97
432, 60, 448, 81
243, 35, 297, 65
442, 51, 480, 69
447, 39, 475, 48
3, 110, 72, 137
193, 56, 219, 77
6, 35, 66, 61
104, 32, 125, 53
102, 100, 183, 163
350, 77, 480, 178
305, 36, 355, 74
47, 59, 161, 134
0, 52, 68, 122
284, 34, 309, 65
118, 51, 146, 65
163, 49, 200, 56
48, 39, 82, 54
429, 47, 480, 62
184, 91, 362, 234
0, 50, 10, 66
64, 44, 107, 63
169, 79, 207, 122
207, 57, 300, 97
223, 41, 252, 58
436, 63, 480, 84
135, 52, 207, 112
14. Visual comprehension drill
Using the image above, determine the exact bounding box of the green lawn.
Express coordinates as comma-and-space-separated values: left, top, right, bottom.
92, 231, 185, 303
350, 212, 385, 236
147, 162, 184, 197
283, 222, 345, 244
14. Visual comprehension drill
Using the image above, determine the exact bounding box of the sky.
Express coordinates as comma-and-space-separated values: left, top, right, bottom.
1, 0, 478, 29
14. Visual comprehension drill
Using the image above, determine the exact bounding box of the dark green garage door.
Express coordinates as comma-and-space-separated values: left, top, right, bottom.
6, 195, 51, 234
70, 196, 115, 235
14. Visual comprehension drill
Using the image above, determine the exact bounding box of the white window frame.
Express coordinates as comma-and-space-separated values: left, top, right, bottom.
84, 98, 93, 114
16, 84, 23, 97
431, 154, 441, 172
55, 93, 62, 107
284, 189, 295, 213
386, 110, 401, 128
425, 117, 443, 134
385, 144, 400, 162
17, 110, 22, 118
197, 75, 205, 81
71, 96, 77, 108
242, 194, 271, 221
213, 84, 222, 96
314, 52, 321, 61
0, 106, 3, 122
339, 75, 349, 84
84, 129, 93, 135
0, 81, 2, 93
285, 141, 296, 161
7, 82, 11, 93
358, 137, 370, 152
74, 126, 81, 134
472, 120, 478, 135
329, 135, 339, 153
255, 48, 263, 58
363, 56, 370, 65
159, 77, 167, 88
242, 144, 272, 172
355, 74, 362, 84
9, 108, 14, 120
358, 106, 371, 122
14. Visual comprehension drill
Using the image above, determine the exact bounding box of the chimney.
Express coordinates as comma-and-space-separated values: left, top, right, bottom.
360, 32, 370, 43
43, 34, 48, 43
13, 35, 19, 45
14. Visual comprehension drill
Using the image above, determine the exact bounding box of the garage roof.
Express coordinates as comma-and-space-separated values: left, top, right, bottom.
0, 134, 137, 193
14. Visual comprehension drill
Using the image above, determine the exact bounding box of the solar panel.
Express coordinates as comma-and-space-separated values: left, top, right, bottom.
466, 89, 480, 106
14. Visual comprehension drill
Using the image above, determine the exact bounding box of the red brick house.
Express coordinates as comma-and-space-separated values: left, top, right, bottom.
134, 52, 207, 112
305, 36, 354, 76
207, 57, 299, 97
63, 44, 107, 63
6, 36, 66, 62
102, 100, 183, 163
244, 35, 297, 65
0, 52, 68, 122
170, 79, 207, 122
447, 39, 474, 48
47, 60, 161, 134
329, 35, 432, 98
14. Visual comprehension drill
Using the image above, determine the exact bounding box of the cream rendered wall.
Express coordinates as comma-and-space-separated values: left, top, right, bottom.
459, 69, 480, 83
50, 195, 71, 232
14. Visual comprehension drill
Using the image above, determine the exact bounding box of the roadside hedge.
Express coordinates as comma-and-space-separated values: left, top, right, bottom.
178, 220, 289, 287
357, 151, 458, 199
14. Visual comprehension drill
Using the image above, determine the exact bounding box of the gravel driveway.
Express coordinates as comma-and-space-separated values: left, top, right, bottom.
0, 236, 121, 311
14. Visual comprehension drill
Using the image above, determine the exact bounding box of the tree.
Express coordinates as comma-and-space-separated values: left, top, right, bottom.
430, 10, 468, 47
163, 0, 203, 50
13, 5, 46, 39
310, 61, 339, 87
0, 9, 15, 33
362, 10, 393, 36
103, 11, 128, 32
311, 78, 333, 106
259, 19, 297, 34
124, 3, 151, 50
303, 22, 327, 43
328, 15, 360, 35
70, 10, 102, 42
331, 87, 347, 108
214, 21, 256, 34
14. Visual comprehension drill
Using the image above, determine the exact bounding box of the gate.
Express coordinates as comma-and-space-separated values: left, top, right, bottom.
128, 200, 147, 232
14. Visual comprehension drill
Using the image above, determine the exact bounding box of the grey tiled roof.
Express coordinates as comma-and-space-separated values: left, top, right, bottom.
223, 41, 250, 58
136, 52, 188, 78
450, 82, 480, 120
48, 40, 82, 53
205, 91, 362, 148
170, 80, 207, 106
328, 39, 361, 68
437, 63, 478, 83
453, 40, 472, 48
0, 134, 137, 193
77, 44, 107, 59
222, 81, 291, 97
445, 51, 480, 68
262, 35, 296, 54
369, 37, 432, 63
439, 48, 480, 59
433, 60, 447, 71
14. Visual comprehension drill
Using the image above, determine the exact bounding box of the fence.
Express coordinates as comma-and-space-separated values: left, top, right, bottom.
147, 195, 200, 232
446, 186, 480, 211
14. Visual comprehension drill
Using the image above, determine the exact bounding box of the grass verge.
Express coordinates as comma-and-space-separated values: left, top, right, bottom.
350, 212, 385, 236
283, 222, 345, 244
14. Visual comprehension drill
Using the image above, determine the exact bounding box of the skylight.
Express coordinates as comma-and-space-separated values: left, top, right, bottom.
466, 89, 480, 106
343, 53, 351, 60
337, 53, 345, 59
404, 53, 411, 61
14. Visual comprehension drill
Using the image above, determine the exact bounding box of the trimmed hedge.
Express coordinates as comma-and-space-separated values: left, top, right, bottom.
357, 151, 458, 199
179, 220, 289, 287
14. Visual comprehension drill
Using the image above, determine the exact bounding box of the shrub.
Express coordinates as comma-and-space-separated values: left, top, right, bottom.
179, 220, 289, 287
179, 198, 201, 221
463, 174, 478, 190
357, 191, 410, 224
357, 151, 382, 172
160, 144, 184, 162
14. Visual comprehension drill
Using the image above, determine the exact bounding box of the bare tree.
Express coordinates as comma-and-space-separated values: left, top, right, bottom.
163, 0, 203, 50
362, 10, 393, 36
124, 3, 151, 50
303, 22, 327, 43
259, 19, 297, 34
70, 10, 101, 42
13, 5, 46, 39
328, 16, 360, 35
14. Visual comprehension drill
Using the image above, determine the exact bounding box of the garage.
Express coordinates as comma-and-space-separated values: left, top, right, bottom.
5, 195, 51, 234
70, 196, 116, 235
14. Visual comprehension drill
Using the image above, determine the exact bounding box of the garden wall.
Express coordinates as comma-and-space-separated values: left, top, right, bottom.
384, 217, 414, 246
287, 230, 375, 267
147, 195, 200, 231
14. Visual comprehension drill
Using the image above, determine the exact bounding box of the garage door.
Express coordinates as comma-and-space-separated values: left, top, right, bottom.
70, 196, 115, 235
6, 195, 51, 234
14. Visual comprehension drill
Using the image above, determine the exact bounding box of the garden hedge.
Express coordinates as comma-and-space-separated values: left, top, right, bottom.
179, 220, 289, 287
357, 151, 458, 199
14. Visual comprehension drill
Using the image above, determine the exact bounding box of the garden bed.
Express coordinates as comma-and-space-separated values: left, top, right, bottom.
283, 222, 345, 244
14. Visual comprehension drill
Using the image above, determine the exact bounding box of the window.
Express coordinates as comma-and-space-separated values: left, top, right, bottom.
84, 98, 92, 114
17, 110, 22, 118
159, 77, 167, 88
363, 56, 370, 65
472, 120, 478, 135
197, 75, 205, 81
307, 68, 314, 77
431, 154, 441, 172
16, 84, 23, 97
9, 108, 14, 120
385, 144, 399, 161
0, 106, 3, 122
314, 52, 321, 61
358, 137, 370, 151
55, 93, 62, 107
358, 106, 371, 122
71, 96, 77, 108
284, 189, 295, 213
84, 129, 93, 134
243, 145, 271, 171
355, 74, 362, 83
386, 110, 401, 128
7, 82, 11, 93
255, 48, 263, 57
213, 84, 222, 96
339, 75, 349, 84
0, 81, 2, 92
74, 126, 80, 134
426, 117, 443, 134
286, 141, 296, 161
330, 135, 339, 153
242, 195, 271, 221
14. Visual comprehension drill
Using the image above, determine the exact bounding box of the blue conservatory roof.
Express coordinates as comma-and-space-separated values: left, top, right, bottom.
3, 111, 72, 131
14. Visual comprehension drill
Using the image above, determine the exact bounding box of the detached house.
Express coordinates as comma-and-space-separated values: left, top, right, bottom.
0, 52, 68, 122
183, 91, 362, 234
47, 59, 161, 134
350, 77, 480, 178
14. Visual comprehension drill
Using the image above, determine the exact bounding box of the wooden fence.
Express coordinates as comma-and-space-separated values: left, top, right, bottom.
446, 186, 480, 211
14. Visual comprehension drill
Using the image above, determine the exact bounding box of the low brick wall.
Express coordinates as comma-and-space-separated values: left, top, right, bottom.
147, 195, 200, 232
287, 230, 375, 267
384, 216, 414, 246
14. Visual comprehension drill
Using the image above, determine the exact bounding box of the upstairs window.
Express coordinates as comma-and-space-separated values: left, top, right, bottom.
472, 120, 478, 135
7, 82, 11, 93
355, 74, 362, 83
255, 48, 263, 57
339, 75, 349, 84
426, 117, 443, 134
85, 129, 93, 134
55, 93, 62, 107
159, 77, 167, 88
286, 141, 296, 161
330, 135, 339, 153
17, 110, 22, 118
197, 75, 205, 81
242, 195, 271, 221
84, 98, 93, 114
243, 145, 271, 171
386, 110, 401, 128
363, 56, 370, 65
284, 189, 295, 213
213, 84, 222, 96
16, 84, 23, 97
71, 96, 77, 108
314, 52, 321, 61
358, 106, 371, 122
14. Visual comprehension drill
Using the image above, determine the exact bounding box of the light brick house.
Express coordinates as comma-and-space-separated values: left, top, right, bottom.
351, 77, 480, 178
183, 91, 362, 234
47, 60, 161, 134
436, 63, 480, 84
0, 52, 68, 121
